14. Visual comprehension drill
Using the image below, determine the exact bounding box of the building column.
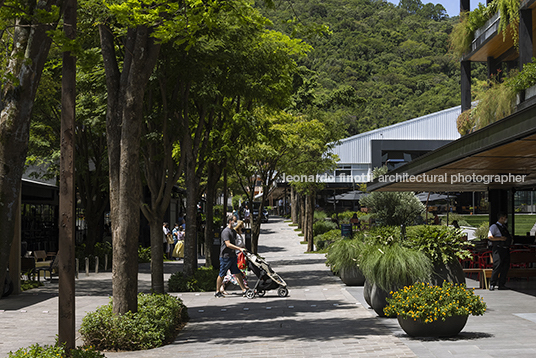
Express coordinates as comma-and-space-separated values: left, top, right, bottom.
460, 0, 470, 13
519, 9, 533, 70
487, 56, 499, 80
488, 189, 508, 227
461, 61, 471, 112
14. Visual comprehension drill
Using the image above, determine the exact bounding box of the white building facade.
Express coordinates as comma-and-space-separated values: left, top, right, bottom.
324, 105, 462, 184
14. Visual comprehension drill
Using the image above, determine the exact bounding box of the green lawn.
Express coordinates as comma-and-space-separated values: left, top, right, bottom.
458, 214, 536, 236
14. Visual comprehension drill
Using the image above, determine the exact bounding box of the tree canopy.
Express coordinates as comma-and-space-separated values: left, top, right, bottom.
257, 0, 463, 136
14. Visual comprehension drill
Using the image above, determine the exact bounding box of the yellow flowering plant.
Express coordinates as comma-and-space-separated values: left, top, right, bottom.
384, 281, 487, 323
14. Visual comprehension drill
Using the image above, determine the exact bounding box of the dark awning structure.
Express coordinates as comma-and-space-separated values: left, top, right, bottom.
367, 103, 536, 193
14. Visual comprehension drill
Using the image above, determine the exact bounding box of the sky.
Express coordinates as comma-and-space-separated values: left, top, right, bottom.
388, 1, 484, 18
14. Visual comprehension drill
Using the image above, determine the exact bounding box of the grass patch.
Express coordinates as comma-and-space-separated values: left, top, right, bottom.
20, 280, 42, 291
288, 223, 298, 227
298, 233, 304, 237
300, 241, 307, 244
513, 214, 536, 235
284, 220, 292, 223
458, 214, 536, 235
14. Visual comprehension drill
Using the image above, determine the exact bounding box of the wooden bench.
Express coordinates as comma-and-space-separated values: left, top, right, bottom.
462, 268, 488, 289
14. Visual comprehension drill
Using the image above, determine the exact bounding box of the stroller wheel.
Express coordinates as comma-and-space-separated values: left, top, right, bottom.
258, 290, 266, 297
277, 287, 289, 297
245, 289, 256, 299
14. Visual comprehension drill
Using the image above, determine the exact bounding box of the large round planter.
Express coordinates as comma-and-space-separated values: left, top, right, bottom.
370, 284, 391, 317
363, 280, 372, 307
398, 315, 469, 337
340, 266, 365, 286
430, 259, 466, 286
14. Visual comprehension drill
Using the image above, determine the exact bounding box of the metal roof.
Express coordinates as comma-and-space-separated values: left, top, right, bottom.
367, 102, 536, 192
331, 105, 462, 164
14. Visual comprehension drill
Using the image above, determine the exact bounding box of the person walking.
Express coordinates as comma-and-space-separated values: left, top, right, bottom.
243, 205, 251, 228
220, 220, 249, 294
215, 215, 247, 298
162, 222, 172, 259
488, 212, 512, 290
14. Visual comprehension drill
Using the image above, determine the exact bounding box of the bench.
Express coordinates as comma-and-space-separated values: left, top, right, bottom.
33, 250, 57, 281
462, 268, 488, 289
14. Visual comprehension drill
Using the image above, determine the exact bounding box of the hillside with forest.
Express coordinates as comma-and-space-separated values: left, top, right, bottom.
257, 0, 473, 136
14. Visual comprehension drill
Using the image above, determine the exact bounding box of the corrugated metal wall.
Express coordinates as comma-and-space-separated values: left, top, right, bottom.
331, 105, 462, 164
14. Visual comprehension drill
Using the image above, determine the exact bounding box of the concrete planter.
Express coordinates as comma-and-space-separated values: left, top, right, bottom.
398, 315, 468, 337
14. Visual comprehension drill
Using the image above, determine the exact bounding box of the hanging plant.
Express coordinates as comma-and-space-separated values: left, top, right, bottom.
497, 0, 520, 46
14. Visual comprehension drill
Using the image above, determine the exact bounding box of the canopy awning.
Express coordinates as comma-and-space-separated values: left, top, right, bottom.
368, 103, 536, 192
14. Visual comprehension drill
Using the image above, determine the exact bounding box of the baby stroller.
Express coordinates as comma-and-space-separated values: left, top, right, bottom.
244, 251, 288, 299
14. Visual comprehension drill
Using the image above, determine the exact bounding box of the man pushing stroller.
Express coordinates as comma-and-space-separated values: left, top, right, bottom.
215, 215, 247, 298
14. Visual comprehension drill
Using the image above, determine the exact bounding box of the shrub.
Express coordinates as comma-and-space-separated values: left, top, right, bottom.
168, 266, 219, 292
75, 242, 113, 271
405, 225, 473, 264
138, 245, 152, 263
8, 343, 105, 358
20, 280, 42, 291
314, 229, 343, 251
313, 220, 338, 237
360, 191, 424, 227
384, 282, 487, 323
508, 60, 536, 92
313, 210, 328, 222
80, 293, 188, 351
474, 221, 490, 241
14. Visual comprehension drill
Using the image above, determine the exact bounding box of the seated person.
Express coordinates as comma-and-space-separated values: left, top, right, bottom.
350, 213, 360, 230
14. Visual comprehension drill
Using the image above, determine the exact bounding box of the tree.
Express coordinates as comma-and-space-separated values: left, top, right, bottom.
139, 45, 185, 293
360, 191, 425, 227
0, 0, 64, 296
98, 2, 161, 314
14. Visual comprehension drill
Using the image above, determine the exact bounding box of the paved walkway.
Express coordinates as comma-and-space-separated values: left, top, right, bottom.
2, 217, 536, 357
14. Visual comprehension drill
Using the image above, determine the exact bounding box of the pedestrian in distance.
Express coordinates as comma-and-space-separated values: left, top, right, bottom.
243, 205, 251, 228
162, 222, 171, 259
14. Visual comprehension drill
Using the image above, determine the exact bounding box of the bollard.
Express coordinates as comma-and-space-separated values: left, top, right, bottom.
85, 257, 89, 276
104, 254, 108, 271
94, 256, 99, 274
75, 258, 79, 279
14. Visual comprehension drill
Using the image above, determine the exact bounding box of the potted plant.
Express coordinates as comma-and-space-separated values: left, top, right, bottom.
384, 282, 486, 337
359, 242, 433, 317
405, 225, 473, 285
325, 238, 365, 286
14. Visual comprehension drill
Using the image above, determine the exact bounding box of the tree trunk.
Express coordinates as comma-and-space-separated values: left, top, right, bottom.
251, 212, 261, 254
183, 148, 200, 278
298, 193, 305, 231
99, 24, 161, 314
0, 7, 60, 295
204, 162, 222, 268
305, 193, 315, 252
291, 186, 298, 224
222, 168, 228, 227
149, 218, 165, 293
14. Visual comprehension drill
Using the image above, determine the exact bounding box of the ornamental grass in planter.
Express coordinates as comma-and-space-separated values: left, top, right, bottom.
325, 237, 366, 285
359, 242, 433, 317
384, 282, 486, 337
359, 243, 432, 292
